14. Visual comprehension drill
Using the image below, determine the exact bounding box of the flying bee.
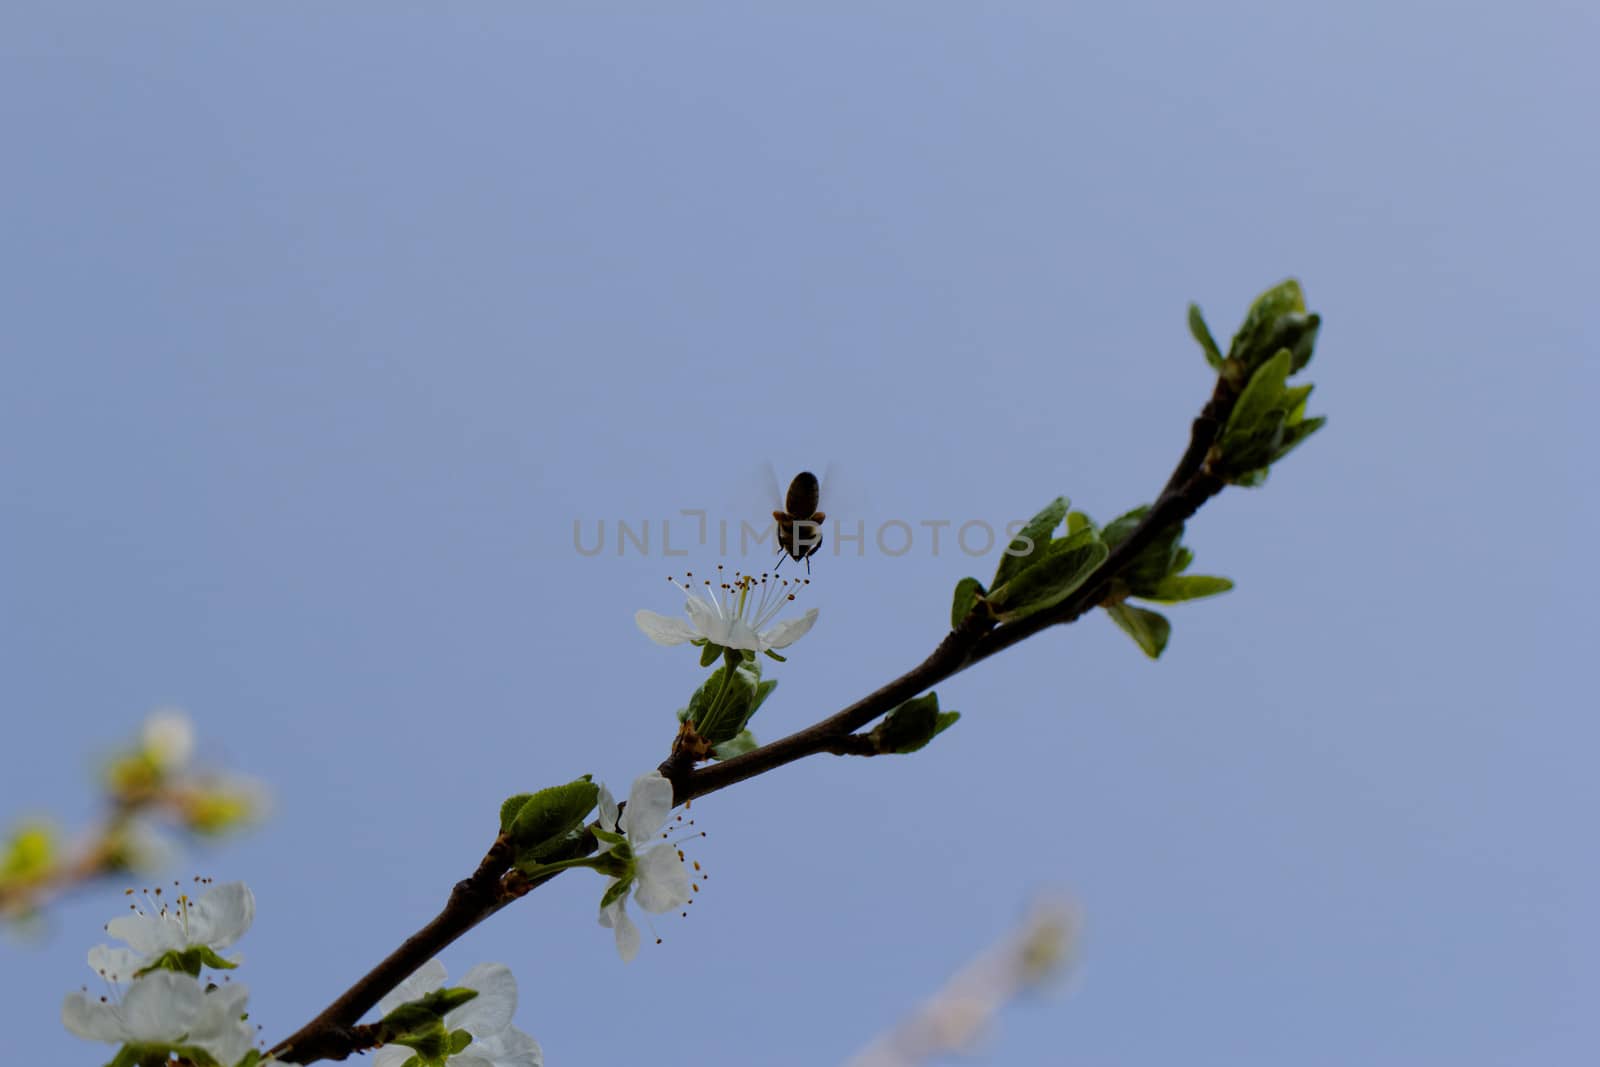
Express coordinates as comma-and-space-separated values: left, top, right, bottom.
773, 470, 826, 572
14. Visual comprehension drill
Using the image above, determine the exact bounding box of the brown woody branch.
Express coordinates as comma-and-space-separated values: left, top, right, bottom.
269, 373, 1238, 1063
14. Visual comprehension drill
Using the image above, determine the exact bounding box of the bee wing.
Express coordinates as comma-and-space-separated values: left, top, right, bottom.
815, 461, 869, 523
762, 460, 787, 512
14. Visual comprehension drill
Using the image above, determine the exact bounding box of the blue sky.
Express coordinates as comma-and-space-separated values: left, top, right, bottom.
2, 3, 1595, 1064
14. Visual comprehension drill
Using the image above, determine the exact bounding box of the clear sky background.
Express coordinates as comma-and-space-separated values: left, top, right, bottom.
2, 3, 1595, 1065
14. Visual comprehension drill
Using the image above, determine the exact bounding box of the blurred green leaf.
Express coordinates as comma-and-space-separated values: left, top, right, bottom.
993, 496, 1069, 591
951, 577, 986, 629
1188, 302, 1224, 369
1227, 279, 1311, 374
1142, 574, 1234, 603
870, 694, 960, 754
1105, 603, 1171, 658
991, 531, 1108, 622
712, 729, 759, 760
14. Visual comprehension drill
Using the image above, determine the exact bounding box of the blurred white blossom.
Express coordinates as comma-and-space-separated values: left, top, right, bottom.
375, 959, 542, 1067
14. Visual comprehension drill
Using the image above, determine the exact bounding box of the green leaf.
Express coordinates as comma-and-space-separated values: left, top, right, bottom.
685, 658, 763, 746
990, 531, 1108, 622
870, 694, 960, 754
749, 677, 778, 716
1272, 415, 1327, 465
1142, 574, 1235, 603
1226, 279, 1311, 375
507, 776, 599, 859
950, 577, 986, 629
1065, 510, 1097, 537
499, 794, 533, 835
1217, 349, 1294, 474
712, 729, 759, 760
1225, 349, 1292, 443
1105, 603, 1171, 658
1188, 302, 1224, 369
993, 496, 1069, 590
1232, 467, 1270, 488
1281, 382, 1314, 421
599, 875, 632, 910
698, 642, 722, 668
1127, 524, 1184, 593
1099, 506, 1147, 551
382, 987, 479, 1038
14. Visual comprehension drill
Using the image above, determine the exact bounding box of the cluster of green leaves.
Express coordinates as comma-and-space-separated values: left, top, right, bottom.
950, 496, 1109, 629
500, 776, 600, 875
952, 498, 1232, 660
947, 281, 1325, 659
375, 986, 482, 1067
1095, 507, 1233, 658
1191, 279, 1326, 486
677, 649, 779, 758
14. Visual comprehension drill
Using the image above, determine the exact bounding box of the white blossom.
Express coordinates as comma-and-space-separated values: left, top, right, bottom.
62, 968, 253, 1067
595, 772, 693, 962
637, 567, 817, 655
89, 880, 254, 979
142, 708, 195, 770
374, 959, 542, 1067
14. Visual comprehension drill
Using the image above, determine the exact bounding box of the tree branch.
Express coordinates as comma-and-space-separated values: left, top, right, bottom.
269, 369, 1239, 1063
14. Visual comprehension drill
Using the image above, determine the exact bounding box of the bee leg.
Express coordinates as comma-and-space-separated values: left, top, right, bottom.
803, 534, 822, 574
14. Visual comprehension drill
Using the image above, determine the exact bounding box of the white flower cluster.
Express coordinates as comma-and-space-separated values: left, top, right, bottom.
63, 879, 257, 1066
375, 959, 542, 1067
62, 882, 542, 1067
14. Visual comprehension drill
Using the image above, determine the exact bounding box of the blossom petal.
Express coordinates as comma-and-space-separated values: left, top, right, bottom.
372, 1047, 414, 1067
720, 619, 762, 651
189, 881, 254, 948
596, 784, 619, 837
119, 969, 202, 1042
620, 771, 673, 843
451, 962, 516, 1037
632, 844, 691, 914
761, 607, 818, 650
377, 958, 447, 1016
683, 596, 730, 645
475, 1025, 544, 1067
189, 982, 253, 1067
106, 912, 184, 956
87, 944, 145, 981
61, 993, 126, 1043
599, 899, 640, 962
634, 609, 698, 646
